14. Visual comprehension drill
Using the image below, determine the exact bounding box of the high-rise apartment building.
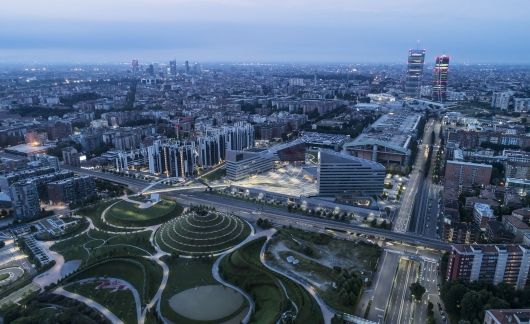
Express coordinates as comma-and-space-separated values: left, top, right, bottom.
446, 244, 530, 289
317, 149, 386, 197
405, 49, 426, 98
10, 181, 40, 221
47, 175, 96, 205
433, 55, 450, 102
198, 122, 255, 168
148, 141, 196, 178
131, 59, 139, 75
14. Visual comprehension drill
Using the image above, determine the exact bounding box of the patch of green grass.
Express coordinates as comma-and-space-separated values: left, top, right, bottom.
220, 238, 323, 324
160, 257, 218, 323
65, 280, 137, 324
201, 168, 226, 182
66, 257, 162, 306
51, 229, 155, 263
0, 273, 10, 281
107, 199, 183, 227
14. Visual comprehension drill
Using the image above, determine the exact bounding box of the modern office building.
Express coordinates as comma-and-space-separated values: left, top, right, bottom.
10, 181, 40, 221
433, 55, 450, 103
444, 160, 492, 191
225, 150, 274, 181
317, 149, 386, 197
148, 141, 196, 178
405, 49, 426, 98
47, 175, 96, 205
225, 139, 305, 181
446, 244, 530, 289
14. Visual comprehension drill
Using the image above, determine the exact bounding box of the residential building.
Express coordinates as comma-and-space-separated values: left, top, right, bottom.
446, 244, 530, 289
10, 181, 40, 221
444, 160, 492, 190
484, 309, 530, 324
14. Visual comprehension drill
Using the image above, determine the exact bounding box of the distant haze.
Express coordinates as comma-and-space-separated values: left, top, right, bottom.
1, 0, 529, 64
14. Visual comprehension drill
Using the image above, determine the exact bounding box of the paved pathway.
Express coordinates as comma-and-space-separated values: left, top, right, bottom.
259, 230, 335, 324
54, 286, 124, 324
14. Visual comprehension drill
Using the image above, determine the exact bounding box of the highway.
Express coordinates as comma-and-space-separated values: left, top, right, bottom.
62, 165, 450, 250
410, 120, 443, 239
414, 259, 444, 324
394, 119, 436, 233
385, 257, 419, 324
360, 250, 400, 322
169, 191, 450, 250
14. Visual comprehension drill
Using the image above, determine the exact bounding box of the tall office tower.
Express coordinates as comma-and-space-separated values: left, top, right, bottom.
147, 64, 155, 76
148, 141, 196, 178
169, 60, 177, 76
131, 59, 139, 75
433, 55, 450, 103
185, 60, 190, 74
405, 49, 426, 98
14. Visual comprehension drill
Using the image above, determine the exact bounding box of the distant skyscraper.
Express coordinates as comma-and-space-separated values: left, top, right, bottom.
405, 49, 426, 98
433, 55, 450, 103
131, 59, 139, 75
169, 60, 177, 76
185, 60, 190, 74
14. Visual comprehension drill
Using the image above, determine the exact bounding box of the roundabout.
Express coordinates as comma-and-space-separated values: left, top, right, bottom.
155, 207, 252, 257
0, 266, 24, 286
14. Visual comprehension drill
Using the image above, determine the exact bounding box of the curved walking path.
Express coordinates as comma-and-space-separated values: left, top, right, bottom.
142, 228, 170, 324
212, 253, 254, 324
54, 286, 125, 324
259, 230, 335, 324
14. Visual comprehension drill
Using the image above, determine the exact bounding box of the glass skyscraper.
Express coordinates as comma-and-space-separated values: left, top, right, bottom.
405, 49, 426, 98
433, 55, 450, 103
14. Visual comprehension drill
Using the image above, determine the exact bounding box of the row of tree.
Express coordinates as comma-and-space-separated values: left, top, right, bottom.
441, 280, 530, 323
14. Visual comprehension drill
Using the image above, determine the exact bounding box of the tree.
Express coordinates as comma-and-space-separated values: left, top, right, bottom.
410, 282, 426, 301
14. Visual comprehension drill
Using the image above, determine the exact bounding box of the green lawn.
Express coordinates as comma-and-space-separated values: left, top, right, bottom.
0, 273, 10, 281
66, 257, 162, 306
220, 238, 323, 324
51, 228, 155, 263
160, 257, 220, 323
155, 211, 251, 256
65, 280, 137, 324
106, 199, 183, 226
201, 168, 226, 182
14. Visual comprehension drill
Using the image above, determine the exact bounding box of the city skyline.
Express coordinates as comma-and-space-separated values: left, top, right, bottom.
1, 0, 530, 64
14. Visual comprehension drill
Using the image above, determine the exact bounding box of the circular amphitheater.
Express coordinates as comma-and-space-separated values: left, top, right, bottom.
155, 208, 251, 257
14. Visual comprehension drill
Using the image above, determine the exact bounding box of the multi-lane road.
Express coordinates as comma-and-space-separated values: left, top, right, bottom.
385, 257, 419, 324
410, 119, 443, 239
394, 119, 437, 233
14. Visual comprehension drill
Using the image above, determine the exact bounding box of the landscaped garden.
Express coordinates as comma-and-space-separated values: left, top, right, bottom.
219, 237, 323, 324
105, 198, 183, 227
155, 206, 251, 257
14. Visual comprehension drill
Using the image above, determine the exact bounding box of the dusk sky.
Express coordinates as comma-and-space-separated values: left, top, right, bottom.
1, 0, 529, 64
